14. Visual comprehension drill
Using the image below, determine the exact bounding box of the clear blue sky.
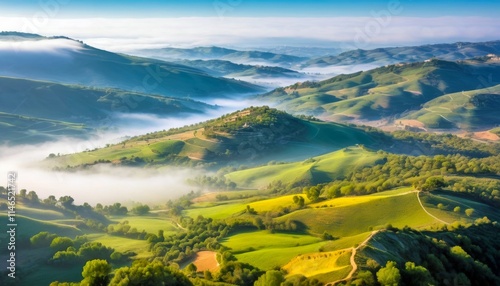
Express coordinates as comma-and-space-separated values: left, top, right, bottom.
2, 0, 500, 18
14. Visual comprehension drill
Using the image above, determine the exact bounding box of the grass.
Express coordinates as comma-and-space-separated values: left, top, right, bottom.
222, 230, 322, 251
87, 233, 151, 258
421, 191, 500, 222
185, 202, 248, 220
320, 231, 375, 252
110, 215, 180, 235
491, 127, 500, 136
277, 191, 440, 237
0, 112, 88, 144
233, 242, 327, 270
262, 60, 500, 126
406, 84, 500, 129
283, 249, 352, 280
0, 213, 81, 239
222, 230, 325, 270
186, 194, 309, 219
226, 147, 382, 189
18, 205, 68, 220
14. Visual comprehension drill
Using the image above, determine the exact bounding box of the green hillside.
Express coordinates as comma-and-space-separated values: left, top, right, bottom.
259, 58, 500, 124
0, 77, 212, 123
226, 147, 383, 189
0, 112, 89, 144
0, 34, 263, 99
48, 106, 379, 168
404, 84, 500, 130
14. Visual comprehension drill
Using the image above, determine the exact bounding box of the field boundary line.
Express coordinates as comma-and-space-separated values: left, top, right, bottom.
416, 191, 449, 225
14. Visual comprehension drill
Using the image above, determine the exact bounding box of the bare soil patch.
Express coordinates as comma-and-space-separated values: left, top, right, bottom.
192, 251, 219, 272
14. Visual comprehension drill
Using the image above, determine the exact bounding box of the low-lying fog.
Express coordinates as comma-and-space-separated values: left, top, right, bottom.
0, 99, 261, 207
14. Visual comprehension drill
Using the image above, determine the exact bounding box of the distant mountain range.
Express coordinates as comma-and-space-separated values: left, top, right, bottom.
135, 46, 308, 68
0, 32, 263, 99
303, 40, 500, 68
172, 59, 302, 79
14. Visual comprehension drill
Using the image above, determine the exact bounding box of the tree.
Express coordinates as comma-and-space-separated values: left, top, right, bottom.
44, 195, 58, 206
204, 270, 213, 280
376, 261, 401, 286
465, 208, 474, 217
254, 270, 285, 286
352, 270, 376, 285
59, 196, 75, 209
185, 263, 197, 277
422, 176, 446, 191
26, 191, 39, 204
454, 206, 461, 213
31, 232, 58, 248
109, 260, 192, 286
132, 204, 150, 215
81, 259, 111, 286
402, 261, 435, 286
304, 186, 320, 202
50, 237, 74, 251
19, 189, 27, 198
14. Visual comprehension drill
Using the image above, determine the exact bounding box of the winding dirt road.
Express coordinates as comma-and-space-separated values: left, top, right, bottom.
416, 191, 449, 225
326, 230, 379, 286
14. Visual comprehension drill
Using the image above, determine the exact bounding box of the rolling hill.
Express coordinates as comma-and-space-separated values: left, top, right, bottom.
47, 106, 381, 168
225, 147, 384, 189
0, 76, 215, 144
303, 40, 500, 68
134, 46, 308, 68
0, 32, 263, 99
258, 57, 500, 126
0, 77, 212, 123
172, 59, 302, 79
403, 84, 500, 130
0, 112, 90, 145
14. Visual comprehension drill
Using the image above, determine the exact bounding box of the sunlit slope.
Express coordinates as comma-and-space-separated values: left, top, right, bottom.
0, 32, 263, 99
404, 84, 500, 130
277, 190, 436, 237
225, 147, 383, 189
48, 107, 380, 168
259, 58, 500, 123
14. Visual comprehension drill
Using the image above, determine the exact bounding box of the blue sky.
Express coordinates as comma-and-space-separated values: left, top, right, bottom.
0, 1, 499, 51
2, 0, 500, 18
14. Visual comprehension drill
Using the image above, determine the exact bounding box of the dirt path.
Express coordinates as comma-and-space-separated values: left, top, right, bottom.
326, 230, 379, 286
326, 190, 446, 285
416, 191, 449, 225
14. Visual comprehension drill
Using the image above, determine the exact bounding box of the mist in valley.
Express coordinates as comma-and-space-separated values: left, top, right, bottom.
0, 97, 265, 207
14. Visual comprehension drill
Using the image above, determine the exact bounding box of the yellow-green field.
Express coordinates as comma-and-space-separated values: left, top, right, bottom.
225, 147, 383, 188
277, 190, 440, 237
185, 194, 309, 219
111, 215, 180, 235
88, 233, 151, 258
283, 249, 352, 279
221, 231, 325, 270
